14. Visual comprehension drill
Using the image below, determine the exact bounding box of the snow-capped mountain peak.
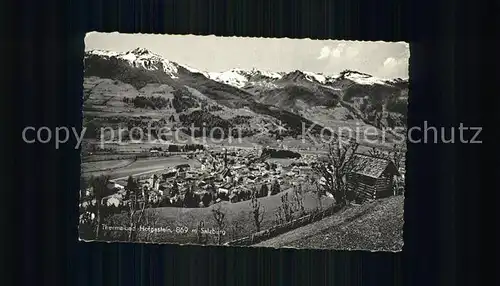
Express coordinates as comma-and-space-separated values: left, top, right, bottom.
303, 71, 327, 84
85, 49, 120, 57
208, 69, 249, 88
253, 69, 284, 80
207, 68, 285, 88
276, 70, 330, 85
129, 47, 151, 55
86, 48, 179, 78
336, 70, 389, 85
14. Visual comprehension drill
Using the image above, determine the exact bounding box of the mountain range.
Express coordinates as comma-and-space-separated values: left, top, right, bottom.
83, 47, 408, 149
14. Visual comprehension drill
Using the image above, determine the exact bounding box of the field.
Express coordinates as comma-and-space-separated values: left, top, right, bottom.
103, 188, 335, 245
81, 156, 201, 181
81, 159, 136, 173
254, 195, 404, 251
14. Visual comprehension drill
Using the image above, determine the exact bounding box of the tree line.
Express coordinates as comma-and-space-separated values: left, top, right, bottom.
122, 96, 171, 110
261, 148, 301, 159
149, 143, 205, 153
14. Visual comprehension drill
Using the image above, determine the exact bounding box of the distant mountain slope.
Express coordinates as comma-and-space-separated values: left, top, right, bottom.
83, 49, 327, 146
203, 66, 408, 131
257, 83, 340, 113
82, 48, 408, 147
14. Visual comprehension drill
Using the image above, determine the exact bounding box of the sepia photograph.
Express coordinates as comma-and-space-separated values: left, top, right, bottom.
79, 32, 409, 251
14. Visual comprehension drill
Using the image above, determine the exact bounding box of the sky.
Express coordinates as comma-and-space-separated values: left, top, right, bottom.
85, 32, 410, 79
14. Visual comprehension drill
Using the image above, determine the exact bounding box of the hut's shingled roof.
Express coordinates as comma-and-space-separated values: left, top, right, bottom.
352, 154, 399, 178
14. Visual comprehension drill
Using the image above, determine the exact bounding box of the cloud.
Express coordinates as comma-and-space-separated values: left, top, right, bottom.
317, 46, 331, 60
383, 57, 398, 68
331, 48, 341, 58
310, 41, 409, 78
317, 43, 358, 60
331, 43, 346, 58
378, 56, 409, 79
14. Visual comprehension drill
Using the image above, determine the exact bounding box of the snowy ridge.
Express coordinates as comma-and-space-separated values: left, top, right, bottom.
208, 68, 286, 88
86, 50, 121, 57
179, 64, 210, 78
336, 70, 391, 86
86, 48, 406, 88
208, 70, 249, 88
247, 68, 284, 79
86, 48, 180, 78
207, 67, 399, 88
303, 71, 327, 84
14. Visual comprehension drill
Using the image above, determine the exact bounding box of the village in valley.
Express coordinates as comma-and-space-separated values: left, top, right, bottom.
83, 146, 318, 208
79, 139, 406, 248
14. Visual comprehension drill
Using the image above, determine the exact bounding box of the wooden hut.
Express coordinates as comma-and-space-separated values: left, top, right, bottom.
347, 154, 400, 202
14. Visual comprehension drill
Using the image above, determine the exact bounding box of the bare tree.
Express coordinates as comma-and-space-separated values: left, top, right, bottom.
139, 200, 162, 242
367, 144, 405, 172
125, 176, 139, 241
230, 220, 242, 241
129, 200, 161, 242
275, 193, 294, 225
312, 181, 326, 212
390, 143, 406, 172
313, 139, 360, 207
291, 185, 305, 216
126, 176, 161, 242
211, 205, 227, 245
367, 147, 390, 159
274, 210, 284, 225
249, 192, 265, 232
196, 220, 208, 245
89, 175, 111, 239
127, 195, 144, 241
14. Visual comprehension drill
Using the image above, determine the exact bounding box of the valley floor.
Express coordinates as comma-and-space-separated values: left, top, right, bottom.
81, 155, 200, 181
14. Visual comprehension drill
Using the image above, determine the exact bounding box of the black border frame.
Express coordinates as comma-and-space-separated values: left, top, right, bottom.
4, 0, 485, 285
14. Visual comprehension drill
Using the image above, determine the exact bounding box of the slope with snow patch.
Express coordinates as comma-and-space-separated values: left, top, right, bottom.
86, 48, 180, 78
208, 68, 286, 89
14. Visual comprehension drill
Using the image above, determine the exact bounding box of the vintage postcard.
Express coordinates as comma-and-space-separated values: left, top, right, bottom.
79, 32, 408, 251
